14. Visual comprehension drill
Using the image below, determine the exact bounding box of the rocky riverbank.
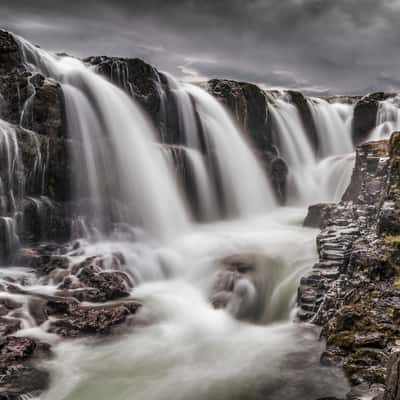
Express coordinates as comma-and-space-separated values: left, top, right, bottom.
300, 134, 400, 399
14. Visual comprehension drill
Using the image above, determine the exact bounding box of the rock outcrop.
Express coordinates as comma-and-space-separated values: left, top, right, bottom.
352, 93, 395, 145
300, 134, 400, 398
288, 90, 319, 153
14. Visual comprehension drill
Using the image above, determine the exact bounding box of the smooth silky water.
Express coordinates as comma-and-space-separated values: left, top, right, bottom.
0, 35, 357, 399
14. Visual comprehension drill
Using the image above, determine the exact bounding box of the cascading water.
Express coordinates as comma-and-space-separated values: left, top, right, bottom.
185, 84, 277, 217
0, 33, 354, 400
0, 119, 49, 262
368, 94, 400, 141
17, 36, 190, 240
268, 92, 355, 204
160, 73, 277, 219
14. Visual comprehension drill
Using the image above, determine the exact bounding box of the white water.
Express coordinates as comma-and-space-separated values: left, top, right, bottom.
368, 95, 400, 141
0, 119, 49, 260
0, 209, 348, 400
162, 74, 277, 218
309, 98, 353, 157
17, 37, 190, 241
0, 35, 356, 400
268, 92, 355, 204
185, 84, 276, 217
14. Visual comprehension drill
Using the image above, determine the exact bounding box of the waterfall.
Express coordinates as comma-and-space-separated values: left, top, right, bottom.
16, 36, 191, 241
308, 98, 353, 157
0, 32, 357, 400
178, 83, 277, 217
368, 95, 400, 141
0, 120, 47, 262
267, 92, 355, 204
162, 145, 219, 221
158, 73, 277, 219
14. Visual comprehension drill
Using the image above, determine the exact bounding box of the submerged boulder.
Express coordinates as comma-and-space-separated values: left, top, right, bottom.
0, 336, 50, 399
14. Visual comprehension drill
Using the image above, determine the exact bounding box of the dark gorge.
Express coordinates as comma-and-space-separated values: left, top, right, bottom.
0, 29, 399, 400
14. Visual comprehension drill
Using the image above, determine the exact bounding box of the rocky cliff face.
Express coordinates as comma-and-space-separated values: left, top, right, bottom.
301, 134, 400, 399
0, 31, 72, 265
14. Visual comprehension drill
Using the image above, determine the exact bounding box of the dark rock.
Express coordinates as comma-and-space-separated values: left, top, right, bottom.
0, 336, 50, 399
85, 56, 164, 137
270, 156, 288, 204
352, 93, 395, 145
304, 203, 335, 228
0, 30, 21, 72
288, 90, 319, 153
383, 352, 400, 400
343, 139, 389, 205
207, 79, 272, 151
49, 301, 141, 337
378, 132, 400, 236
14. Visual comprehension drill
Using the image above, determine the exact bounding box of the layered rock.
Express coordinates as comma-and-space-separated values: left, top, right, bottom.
300, 134, 400, 398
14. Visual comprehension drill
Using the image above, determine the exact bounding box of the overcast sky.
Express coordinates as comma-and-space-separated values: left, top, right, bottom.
2, 0, 400, 95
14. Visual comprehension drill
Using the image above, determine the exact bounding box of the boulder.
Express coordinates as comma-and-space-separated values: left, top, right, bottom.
0, 336, 50, 399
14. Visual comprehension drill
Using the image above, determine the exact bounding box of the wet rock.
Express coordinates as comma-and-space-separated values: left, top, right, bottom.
0, 336, 50, 399
0, 298, 21, 317
49, 301, 141, 337
299, 134, 400, 392
0, 317, 21, 336
0, 30, 21, 73
58, 254, 132, 302
378, 132, 400, 236
85, 56, 164, 136
352, 93, 395, 145
383, 352, 400, 400
304, 203, 335, 228
343, 139, 389, 205
288, 90, 319, 153
207, 79, 272, 151
270, 156, 288, 204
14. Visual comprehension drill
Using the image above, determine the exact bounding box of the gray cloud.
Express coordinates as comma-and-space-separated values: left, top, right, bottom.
2, 0, 400, 95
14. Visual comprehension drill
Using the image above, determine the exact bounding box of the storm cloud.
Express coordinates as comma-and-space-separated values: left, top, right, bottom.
2, 0, 400, 95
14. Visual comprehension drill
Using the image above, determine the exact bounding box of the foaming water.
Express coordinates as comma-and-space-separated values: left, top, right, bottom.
12, 208, 347, 400
41, 294, 346, 400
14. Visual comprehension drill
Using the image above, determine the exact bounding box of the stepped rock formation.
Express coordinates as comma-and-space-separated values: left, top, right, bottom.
301, 134, 400, 399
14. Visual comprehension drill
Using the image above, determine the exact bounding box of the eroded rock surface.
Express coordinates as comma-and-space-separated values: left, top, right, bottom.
300, 134, 400, 398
